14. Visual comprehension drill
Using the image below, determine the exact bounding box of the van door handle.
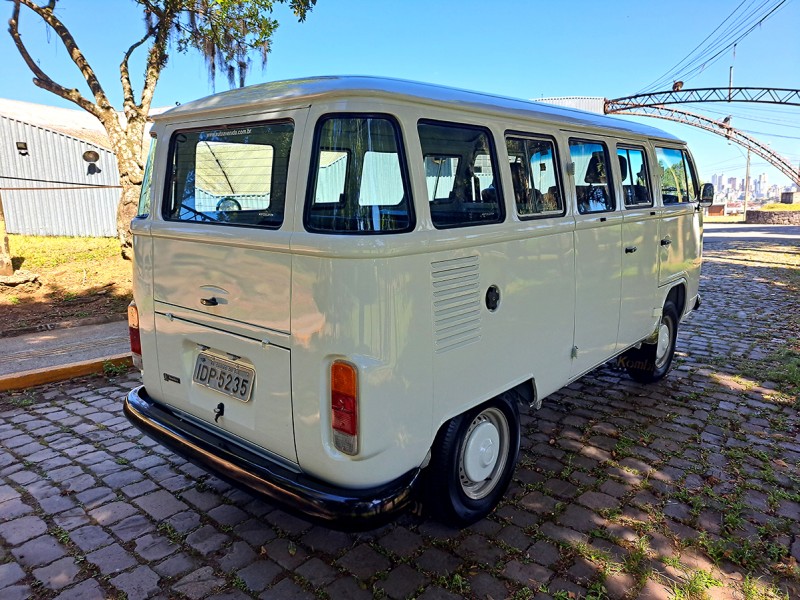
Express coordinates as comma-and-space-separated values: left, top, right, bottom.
660, 239, 672, 247
625, 246, 637, 254
200, 297, 218, 306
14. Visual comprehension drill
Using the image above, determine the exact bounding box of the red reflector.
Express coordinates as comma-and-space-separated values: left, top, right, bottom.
128, 303, 142, 356
332, 392, 357, 436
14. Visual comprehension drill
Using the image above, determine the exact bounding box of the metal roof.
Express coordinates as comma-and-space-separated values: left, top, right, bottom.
157, 76, 681, 142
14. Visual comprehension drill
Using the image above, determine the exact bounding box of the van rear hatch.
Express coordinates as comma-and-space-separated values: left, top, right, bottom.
148, 118, 299, 464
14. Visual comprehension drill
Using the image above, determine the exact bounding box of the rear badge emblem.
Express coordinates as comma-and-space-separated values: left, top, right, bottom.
163, 373, 181, 384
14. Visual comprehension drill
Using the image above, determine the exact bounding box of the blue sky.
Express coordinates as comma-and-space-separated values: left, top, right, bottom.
1, 0, 798, 187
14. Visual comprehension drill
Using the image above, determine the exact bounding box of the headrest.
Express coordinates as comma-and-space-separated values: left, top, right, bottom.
618, 155, 628, 181
584, 152, 606, 184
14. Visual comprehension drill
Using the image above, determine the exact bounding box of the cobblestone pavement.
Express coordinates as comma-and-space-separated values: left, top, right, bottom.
1, 236, 799, 600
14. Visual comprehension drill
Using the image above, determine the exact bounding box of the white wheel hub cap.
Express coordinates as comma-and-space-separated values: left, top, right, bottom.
656, 322, 670, 363
463, 421, 500, 482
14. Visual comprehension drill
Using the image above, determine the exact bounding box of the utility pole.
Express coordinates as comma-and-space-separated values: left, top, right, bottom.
743, 149, 751, 220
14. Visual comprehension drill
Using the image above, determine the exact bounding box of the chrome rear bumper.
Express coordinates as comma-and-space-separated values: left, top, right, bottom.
124, 386, 420, 530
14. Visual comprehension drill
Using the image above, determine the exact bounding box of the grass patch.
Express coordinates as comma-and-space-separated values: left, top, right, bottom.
760, 203, 800, 212
670, 569, 722, 600
9, 235, 121, 270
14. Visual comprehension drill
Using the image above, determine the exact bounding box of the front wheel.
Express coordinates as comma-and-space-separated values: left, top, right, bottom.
621, 300, 679, 383
424, 395, 520, 526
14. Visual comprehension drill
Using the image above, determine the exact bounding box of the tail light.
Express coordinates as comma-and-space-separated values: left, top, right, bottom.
331, 361, 358, 455
128, 301, 142, 370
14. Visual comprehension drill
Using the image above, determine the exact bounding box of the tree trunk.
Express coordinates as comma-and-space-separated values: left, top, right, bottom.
117, 178, 141, 260
0, 192, 13, 276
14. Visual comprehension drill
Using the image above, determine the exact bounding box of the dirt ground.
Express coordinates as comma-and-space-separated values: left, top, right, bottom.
0, 235, 132, 335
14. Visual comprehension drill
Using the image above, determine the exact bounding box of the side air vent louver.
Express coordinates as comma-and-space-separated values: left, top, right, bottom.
431, 255, 481, 353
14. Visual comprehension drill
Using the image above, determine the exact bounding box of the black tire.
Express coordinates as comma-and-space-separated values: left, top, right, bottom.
424, 395, 520, 526
621, 300, 679, 383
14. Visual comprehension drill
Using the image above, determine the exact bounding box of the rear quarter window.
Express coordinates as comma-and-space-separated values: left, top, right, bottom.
163, 121, 294, 229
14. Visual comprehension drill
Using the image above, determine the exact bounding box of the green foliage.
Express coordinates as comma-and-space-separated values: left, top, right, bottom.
137, 0, 317, 88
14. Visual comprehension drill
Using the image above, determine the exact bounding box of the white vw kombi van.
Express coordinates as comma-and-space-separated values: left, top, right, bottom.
125, 76, 712, 528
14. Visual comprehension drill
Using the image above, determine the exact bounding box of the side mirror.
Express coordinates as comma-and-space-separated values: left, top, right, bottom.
699, 183, 714, 207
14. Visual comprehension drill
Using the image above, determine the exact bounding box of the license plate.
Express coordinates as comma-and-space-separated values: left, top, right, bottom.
193, 352, 254, 403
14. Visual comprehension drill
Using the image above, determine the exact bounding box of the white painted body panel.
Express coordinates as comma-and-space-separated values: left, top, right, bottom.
131, 76, 704, 491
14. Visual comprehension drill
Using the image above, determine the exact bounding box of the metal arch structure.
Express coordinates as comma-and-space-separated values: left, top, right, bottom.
605, 87, 800, 112
604, 87, 800, 186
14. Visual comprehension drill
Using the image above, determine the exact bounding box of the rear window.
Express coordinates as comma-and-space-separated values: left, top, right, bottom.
163, 121, 293, 228
305, 115, 413, 234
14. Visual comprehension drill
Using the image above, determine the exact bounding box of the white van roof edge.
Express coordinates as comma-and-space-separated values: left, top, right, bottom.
156, 75, 681, 143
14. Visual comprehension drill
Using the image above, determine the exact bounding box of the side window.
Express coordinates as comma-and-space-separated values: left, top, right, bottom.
164, 122, 293, 229
569, 140, 615, 214
137, 137, 157, 217
418, 121, 503, 228
617, 146, 652, 208
656, 147, 698, 204
306, 115, 413, 234
505, 136, 563, 218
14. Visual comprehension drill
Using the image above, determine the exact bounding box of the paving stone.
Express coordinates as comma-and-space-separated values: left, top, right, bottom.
414, 547, 461, 577
86, 542, 137, 575
74, 486, 115, 510
172, 566, 225, 600
261, 537, 309, 570
503, 559, 553, 587
469, 571, 507, 600
260, 577, 315, 599
133, 489, 188, 519
32, 556, 81, 590
236, 559, 283, 592
88, 501, 139, 526
153, 552, 198, 578
218, 540, 257, 572
0, 514, 48, 545
0, 585, 33, 600
69, 525, 113, 552
167, 509, 202, 533
0, 497, 34, 520
52, 578, 106, 600
558, 503, 603, 533
528, 539, 562, 566
121, 478, 159, 498
577, 490, 619, 511
186, 524, 230, 556
111, 513, 155, 542
233, 518, 277, 548
375, 563, 427, 599
135, 533, 179, 561
323, 576, 373, 600
301, 526, 351, 556
11, 534, 68, 567
605, 571, 637, 599
455, 533, 504, 564
208, 503, 248, 527
0, 562, 26, 587
337, 543, 391, 580
111, 565, 161, 600
295, 556, 338, 588
264, 508, 313, 536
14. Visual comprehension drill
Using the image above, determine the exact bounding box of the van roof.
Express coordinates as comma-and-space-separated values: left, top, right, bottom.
157, 75, 681, 142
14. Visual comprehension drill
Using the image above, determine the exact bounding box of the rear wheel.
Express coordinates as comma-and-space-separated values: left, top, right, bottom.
425, 395, 520, 526
622, 300, 679, 383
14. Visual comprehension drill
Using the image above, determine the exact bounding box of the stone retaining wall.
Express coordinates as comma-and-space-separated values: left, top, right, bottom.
745, 210, 800, 225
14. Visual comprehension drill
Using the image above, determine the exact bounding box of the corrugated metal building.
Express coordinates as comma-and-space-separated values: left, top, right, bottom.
0, 99, 120, 237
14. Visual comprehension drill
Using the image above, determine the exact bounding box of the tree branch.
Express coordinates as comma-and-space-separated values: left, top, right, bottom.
8, 1, 100, 117
139, 9, 175, 115
120, 28, 153, 117
14, 0, 114, 112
